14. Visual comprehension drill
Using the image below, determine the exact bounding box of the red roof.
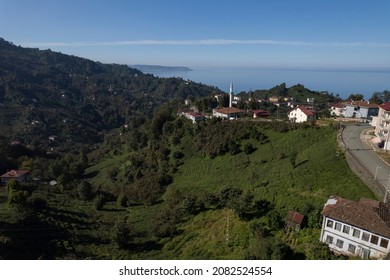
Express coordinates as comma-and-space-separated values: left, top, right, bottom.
186, 111, 204, 117
1, 170, 30, 178
330, 103, 344, 108
379, 102, 390, 111
298, 106, 315, 116
214, 107, 246, 114
286, 211, 305, 225
253, 109, 271, 117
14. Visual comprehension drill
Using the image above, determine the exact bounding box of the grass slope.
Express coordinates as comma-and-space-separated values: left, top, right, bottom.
76, 124, 373, 259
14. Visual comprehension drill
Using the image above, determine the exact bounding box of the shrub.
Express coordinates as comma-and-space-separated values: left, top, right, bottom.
27, 195, 47, 211
112, 219, 131, 248
117, 194, 128, 207
94, 194, 106, 210
77, 181, 92, 201
243, 143, 255, 155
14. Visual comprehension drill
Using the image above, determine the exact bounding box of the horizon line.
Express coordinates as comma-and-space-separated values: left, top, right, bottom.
21, 39, 390, 48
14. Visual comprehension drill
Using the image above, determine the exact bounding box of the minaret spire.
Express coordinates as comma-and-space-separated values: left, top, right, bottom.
229, 81, 233, 107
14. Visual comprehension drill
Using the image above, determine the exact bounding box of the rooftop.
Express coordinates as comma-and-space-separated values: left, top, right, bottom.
298, 105, 315, 116
322, 196, 390, 238
379, 102, 390, 112
286, 210, 305, 225
214, 107, 246, 115
344, 100, 379, 109
330, 103, 344, 108
1, 169, 30, 178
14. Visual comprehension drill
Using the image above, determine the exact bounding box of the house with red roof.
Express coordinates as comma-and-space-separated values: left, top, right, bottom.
374, 102, 390, 150
288, 106, 316, 123
1, 170, 30, 184
212, 107, 246, 119
286, 210, 305, 231
320, 196, 390, 259
344, 100, 379, 119
330, 103, 345, 117
252, 109, 271, 119
178, 109, 206, 124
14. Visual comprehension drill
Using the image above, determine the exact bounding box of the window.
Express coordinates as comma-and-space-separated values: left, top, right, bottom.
326, 235, 334, 244
326, 219, 334, 228
348, 244, 356, 254
362, 232, 370, 242
335, 222, 342, 231
336, 239, 344, 248
342, 225, 350, 235
380, 238, 389, 249
370, 235, 379, 245
353, 229, 360, 238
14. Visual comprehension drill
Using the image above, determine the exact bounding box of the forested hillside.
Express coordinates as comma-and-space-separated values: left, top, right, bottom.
0, 38, 220, 153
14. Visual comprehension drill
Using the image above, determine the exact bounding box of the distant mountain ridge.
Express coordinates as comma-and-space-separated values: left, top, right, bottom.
131, 64, 193, 73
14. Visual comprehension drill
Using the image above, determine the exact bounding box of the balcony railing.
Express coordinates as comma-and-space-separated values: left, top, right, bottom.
381, 114, 390, 122
378, 132, 389, 140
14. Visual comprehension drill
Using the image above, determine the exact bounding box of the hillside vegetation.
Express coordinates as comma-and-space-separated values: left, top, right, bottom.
1, 118, 374, 259
0, 38, 373, 260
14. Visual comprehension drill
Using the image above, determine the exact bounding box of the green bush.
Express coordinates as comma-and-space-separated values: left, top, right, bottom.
94, 194, 106, 210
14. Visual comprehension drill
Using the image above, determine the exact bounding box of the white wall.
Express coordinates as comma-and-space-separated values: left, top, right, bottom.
320, 217, 390, 259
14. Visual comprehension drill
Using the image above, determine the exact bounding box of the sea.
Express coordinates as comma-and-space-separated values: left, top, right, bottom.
140, 67, 390, 99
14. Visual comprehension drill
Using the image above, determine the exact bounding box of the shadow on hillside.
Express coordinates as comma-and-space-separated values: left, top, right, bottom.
294, 159, 309, 168
0, 218, 67, 259
83, 170, 99, 179
128, 240, 163, 252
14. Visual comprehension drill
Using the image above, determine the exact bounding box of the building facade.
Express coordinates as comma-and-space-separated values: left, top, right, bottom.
374, 102, 390, 150
320, 196, 390, 259
330, 103, 345, 117
343, 101, 379, 120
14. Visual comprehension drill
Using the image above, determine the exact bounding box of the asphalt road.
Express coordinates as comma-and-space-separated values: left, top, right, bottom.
342, 124, 390, 200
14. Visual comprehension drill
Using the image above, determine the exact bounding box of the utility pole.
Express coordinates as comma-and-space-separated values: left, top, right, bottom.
374, 165, 381, 180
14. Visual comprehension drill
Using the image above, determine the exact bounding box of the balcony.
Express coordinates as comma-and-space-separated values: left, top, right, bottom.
378, 132, 389, 140
381, 114, 390, 122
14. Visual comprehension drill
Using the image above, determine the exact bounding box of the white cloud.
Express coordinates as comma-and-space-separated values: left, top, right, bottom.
22, 39, 390, 48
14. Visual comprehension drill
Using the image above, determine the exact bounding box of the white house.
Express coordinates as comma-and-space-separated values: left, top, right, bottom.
320, 196, 390, 259
344, 101, 379, 120
178, 110, 205, 124
288, 106, 316, 123
330, 103, 344, 117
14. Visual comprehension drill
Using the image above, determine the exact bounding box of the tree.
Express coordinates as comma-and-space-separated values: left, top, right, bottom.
347, 94, 364, 101
77, 181, 92, 201
112, 218, 131, 249
117, 193, 128, 207
369, 92, 383, 104
243, 143, 255, 155
94, 194, 106, 210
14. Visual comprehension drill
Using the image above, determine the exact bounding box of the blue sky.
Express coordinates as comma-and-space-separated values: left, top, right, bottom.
1, 0, 390, 69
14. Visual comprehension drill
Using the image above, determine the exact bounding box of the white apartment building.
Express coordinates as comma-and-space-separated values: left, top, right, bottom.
375, 102, 390, 150
320, 196, 390, 259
